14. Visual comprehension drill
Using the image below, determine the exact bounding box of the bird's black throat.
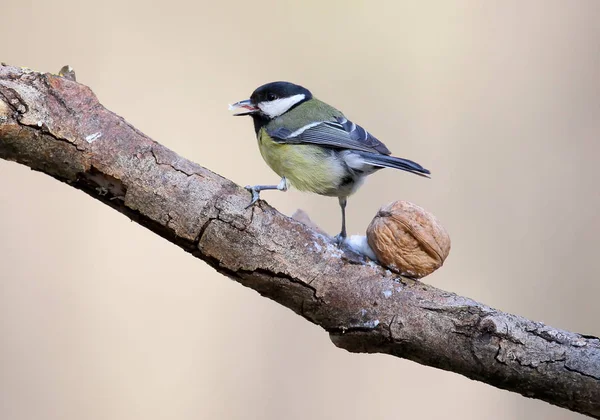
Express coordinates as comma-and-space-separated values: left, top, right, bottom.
250, 113, 270, 135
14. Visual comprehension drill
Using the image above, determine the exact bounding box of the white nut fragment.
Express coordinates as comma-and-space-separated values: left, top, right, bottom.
344, 235, 377, 261
367, 201, 451, 278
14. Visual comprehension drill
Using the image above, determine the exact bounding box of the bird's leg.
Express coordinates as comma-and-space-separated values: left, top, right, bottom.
334, 196, 348, 246
244, 177, 288, 208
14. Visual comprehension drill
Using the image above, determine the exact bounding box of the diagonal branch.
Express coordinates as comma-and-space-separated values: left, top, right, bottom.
0, 64, 598, 418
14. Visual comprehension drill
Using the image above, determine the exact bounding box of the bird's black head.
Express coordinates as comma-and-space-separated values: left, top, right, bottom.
229, 81, 313, 120
250, 81, 312, 111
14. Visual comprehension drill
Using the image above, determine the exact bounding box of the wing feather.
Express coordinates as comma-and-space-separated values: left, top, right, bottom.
268, 116, 391, 155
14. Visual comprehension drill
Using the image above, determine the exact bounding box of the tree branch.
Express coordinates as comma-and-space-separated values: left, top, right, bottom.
1, 64, 598, 418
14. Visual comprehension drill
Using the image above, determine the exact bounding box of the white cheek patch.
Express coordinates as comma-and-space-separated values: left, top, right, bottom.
258, 94, 306, 118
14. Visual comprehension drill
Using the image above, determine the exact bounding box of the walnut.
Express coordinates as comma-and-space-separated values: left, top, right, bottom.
366, 201, 450, 278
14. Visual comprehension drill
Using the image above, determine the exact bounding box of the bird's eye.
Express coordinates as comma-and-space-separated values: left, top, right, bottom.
267, 93, 278, 101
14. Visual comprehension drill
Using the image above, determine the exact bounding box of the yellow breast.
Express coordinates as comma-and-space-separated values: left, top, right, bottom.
257, 129, 345, 196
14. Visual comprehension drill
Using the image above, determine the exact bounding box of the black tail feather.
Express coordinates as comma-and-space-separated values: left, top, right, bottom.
358, 152, 431, 178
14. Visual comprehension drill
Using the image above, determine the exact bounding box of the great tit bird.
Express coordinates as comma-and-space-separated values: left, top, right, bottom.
229, 81, 430, 243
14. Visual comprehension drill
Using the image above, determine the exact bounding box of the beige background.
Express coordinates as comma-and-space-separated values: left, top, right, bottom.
1, 1, 599, 419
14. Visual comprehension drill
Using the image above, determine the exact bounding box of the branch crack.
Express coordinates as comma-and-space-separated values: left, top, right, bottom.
150, 148, 204, 178
564, 362, 600, 380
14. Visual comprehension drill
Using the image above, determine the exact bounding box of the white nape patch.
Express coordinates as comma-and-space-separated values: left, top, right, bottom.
258, 94, 305, 118
85, 132, 102, 143
288, 121, 321, 137
345, 235, 378, 261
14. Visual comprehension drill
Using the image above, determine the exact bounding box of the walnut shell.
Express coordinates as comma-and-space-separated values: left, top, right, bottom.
367, 201, 450, 278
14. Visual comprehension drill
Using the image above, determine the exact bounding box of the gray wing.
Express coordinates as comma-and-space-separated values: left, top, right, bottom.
268, 116, 391, 155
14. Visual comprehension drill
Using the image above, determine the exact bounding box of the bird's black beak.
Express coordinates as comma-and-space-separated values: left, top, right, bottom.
228, 99, 259, 116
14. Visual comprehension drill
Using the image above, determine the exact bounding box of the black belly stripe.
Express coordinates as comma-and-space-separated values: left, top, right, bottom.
339, 175, 354, 187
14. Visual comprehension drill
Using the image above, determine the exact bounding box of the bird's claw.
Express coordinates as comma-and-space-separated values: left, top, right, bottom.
334, 233, 346, 247
244, 185, 260, 209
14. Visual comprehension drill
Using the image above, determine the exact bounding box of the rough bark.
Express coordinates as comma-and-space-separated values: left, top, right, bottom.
0, 64, 598, 418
